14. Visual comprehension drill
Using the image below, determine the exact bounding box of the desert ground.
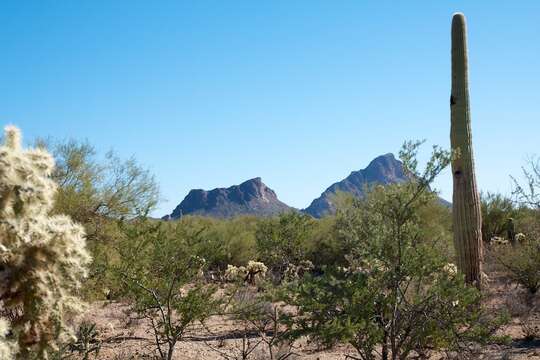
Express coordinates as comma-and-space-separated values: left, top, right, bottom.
80, 269, 540, 360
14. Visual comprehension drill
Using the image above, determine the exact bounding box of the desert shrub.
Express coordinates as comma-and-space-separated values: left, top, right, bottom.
205, 290, 263, 360
480, 192, 521, 244
495, 238, 540, 294
114, 219, 220, 360
490, 158, 540, 293
68, 322, 101, 360
244, 302, 295, 360
512, 156, 540, 210
0, 126, 91, 359
303, 215, 343, 266
205, 283, 295, 360
52, 322, 101, 360
510, 157, 540, 239
513, 207, 540, 246
95, 216, 260, 298
255, 212, 314, 277
37, 139, 160, 300
234, 289, 294, 360
417, 193, 454, 255
281, 142, 507, 359
49, 139, 159, 222
307, 194, 452, 269
171, 216, 259, 271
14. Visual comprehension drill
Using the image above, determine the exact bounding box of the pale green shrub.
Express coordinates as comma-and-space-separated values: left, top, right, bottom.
281, 143, 508, 359
115, 219, 220, 360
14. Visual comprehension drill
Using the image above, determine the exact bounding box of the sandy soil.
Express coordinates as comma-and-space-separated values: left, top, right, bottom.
78, 272, 540, 360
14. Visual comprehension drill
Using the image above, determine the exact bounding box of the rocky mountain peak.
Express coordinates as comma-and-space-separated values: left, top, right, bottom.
164, 153, 449, 221
302, 153, 408, 218
167, 177, 292, 219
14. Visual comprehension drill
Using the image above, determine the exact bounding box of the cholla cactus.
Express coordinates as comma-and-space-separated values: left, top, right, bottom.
515, 233, 527, 244
491, 237, 509, 246
283, 263, 298, 281
224, 265, 247, 282
284, 260, 314, 281
246, 261, 268, 277
0, 319, 17, 359
190, 255, 206, 268
0, 126, 90, 359
367, 259, 388, 273
190, 255, 206, 279
225, 261, 267, 284
442, 263, 458, 277
341, 255, 385, 276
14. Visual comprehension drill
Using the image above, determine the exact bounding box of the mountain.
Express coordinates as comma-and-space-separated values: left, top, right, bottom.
165, 177, 293, 219
164, 153, 450, 220
303, 153, 409, 218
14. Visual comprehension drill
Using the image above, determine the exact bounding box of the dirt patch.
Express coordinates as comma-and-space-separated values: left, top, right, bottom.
77, 272, 540, 359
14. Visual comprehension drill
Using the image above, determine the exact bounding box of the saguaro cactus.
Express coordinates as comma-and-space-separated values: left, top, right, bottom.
450, 13, 483, 288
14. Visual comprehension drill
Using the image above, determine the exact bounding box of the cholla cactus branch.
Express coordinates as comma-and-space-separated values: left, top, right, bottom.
0, 318, 17, 360
3, 125, 21, 151
225, 261, 268, 284
0, 125, 90, 359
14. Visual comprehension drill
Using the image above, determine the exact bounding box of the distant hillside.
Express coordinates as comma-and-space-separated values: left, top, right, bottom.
164, 153, 449, 220
303, 153, 409, 218
165, 177, 293, 219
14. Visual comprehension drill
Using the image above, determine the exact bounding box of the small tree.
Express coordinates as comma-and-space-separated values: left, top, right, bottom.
512, 156, 540, 210
282, 142, 507, 359
43, 139, 161, 299
255, 212, 313, 277
50, 139, 160, 223
500, 157, 540, 294
0, 126, 90, 359
115, 220, 220, 360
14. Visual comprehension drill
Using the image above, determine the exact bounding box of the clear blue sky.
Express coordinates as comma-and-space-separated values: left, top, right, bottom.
1, 1, 539, 216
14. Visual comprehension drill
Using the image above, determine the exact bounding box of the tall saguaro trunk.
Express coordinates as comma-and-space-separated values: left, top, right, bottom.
450, 13, 483, 288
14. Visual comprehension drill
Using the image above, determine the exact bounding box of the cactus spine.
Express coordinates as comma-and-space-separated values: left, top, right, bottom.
0, 126, 90, 358
450, 13, 483, 288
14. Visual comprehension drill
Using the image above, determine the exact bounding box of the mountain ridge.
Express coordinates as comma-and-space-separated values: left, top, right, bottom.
166, 177, 293, 219
302, 153, 409, 217
164, 153, 449, 220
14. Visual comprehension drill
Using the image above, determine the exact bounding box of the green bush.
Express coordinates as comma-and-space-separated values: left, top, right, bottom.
255, 212, 314, 277
495, 238, 540, 294
280, 143, 507, 359
33, 138, 161, 301
114, 220, 220, 360
480, 192, 520, 244
169, 215, 259, 271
